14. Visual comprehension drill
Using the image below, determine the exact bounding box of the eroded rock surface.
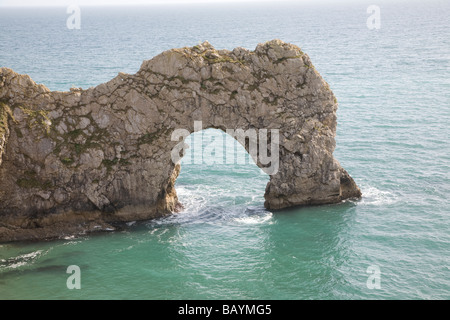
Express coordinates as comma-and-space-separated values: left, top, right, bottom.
0, 40, 361, 242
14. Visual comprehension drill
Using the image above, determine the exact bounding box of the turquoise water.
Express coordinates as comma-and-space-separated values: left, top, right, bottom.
1, 1, 449, 299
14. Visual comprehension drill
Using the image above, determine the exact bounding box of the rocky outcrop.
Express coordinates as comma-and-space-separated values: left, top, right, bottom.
0, 40, 361, 242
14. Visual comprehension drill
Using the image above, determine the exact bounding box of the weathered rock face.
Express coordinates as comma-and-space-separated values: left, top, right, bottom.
0, 40, 361, 242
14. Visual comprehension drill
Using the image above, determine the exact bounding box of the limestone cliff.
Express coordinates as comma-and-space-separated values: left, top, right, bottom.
0, 40, 361, 242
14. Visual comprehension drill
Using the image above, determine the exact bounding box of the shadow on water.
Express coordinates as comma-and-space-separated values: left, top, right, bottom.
272, 198, 360, 215
257, 200, 361, 299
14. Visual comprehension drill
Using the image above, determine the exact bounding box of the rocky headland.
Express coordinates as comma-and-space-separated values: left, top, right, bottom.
0, 40, 361, 242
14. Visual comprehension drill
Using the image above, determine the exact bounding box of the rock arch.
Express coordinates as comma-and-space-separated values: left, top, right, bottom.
0, 40, 361, 241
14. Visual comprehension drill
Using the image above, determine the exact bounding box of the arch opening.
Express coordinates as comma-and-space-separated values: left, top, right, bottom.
173, 128, 270, 219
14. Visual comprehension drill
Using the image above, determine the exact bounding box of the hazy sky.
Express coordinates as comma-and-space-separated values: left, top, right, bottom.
0, 0, 300, 6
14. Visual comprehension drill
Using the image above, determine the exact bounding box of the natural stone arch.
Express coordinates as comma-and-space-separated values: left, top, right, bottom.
0, 40, 361, 241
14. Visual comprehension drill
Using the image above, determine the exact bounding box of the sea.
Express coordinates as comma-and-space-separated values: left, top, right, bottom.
0, 0, 449, 299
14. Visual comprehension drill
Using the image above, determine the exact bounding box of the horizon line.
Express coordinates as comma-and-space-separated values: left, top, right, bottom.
0, 0, 290, 8
0, 0, 364, 8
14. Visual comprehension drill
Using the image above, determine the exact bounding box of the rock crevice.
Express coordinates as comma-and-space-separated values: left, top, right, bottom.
0, 40, 361, 242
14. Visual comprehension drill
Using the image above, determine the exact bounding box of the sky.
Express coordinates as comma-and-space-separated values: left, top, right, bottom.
0, 0, 301, 7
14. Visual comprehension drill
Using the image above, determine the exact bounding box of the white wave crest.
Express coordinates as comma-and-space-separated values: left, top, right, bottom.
0, 250, 44, 270
233, 212, 273, 225
360, 185, 398, 206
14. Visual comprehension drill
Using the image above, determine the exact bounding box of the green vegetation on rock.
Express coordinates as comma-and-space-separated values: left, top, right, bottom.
0, 101, 13, 137
16, 170, 52, 190
18, 106, 51, 134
